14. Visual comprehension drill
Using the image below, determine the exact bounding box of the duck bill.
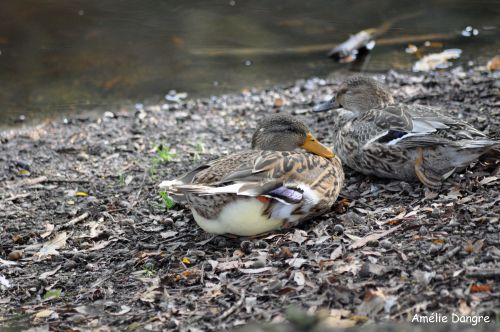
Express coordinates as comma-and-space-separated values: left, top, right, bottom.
301, 132, 334, 158
313, 98, 337, 112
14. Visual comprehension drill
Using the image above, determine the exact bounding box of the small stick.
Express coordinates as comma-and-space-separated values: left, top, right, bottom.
66, 212, 90, 227
219, 288, 246, 321
348, 224, 402, 250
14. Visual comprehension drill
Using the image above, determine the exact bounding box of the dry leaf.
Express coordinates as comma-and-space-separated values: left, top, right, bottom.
330, 246, 343, 260
239, 267, 274, 274
216, 260, 240, 271
286, 257, 307, 268
160, 231, 178, 239
110, 305, 131, 316
293, 271, 305, 286
37, 232, 67, 258
465, 239, 484, 254
0, 258, 17, 267
458, 299, 471, 315
39, 265, 62, 280
470, 284, 492, 293
288, 229, 308, 245
356, 289, 387, 317
413, 270, 435, 285
33, 309, 56, 322
88, 239, 116, 251
348, 225, 402, 250
40, 224, 55, 238
0, 274, 11, 289
334, 259, 362, 275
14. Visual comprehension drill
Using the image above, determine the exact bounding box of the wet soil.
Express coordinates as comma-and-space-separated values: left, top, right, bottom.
0, 65, 499, 331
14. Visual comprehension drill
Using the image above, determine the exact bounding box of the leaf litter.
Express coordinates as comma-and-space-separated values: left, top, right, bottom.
0, 65, 499, 331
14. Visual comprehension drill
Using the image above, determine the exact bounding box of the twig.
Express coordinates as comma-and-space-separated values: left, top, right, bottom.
66, 212, 90, 227
436, 246, 461, 264
3, 193, 31, 202
219, 288, 245, 321
465, 269, 500, 280
348, 224, 402, 250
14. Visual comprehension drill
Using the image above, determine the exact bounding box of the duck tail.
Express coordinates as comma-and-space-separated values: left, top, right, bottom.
480, 145, 500, 161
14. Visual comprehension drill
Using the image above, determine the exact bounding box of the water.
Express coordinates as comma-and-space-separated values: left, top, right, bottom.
0, 0, 498, 127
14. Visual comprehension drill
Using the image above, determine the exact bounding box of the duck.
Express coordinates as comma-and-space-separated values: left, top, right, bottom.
159, 114, 344, 236
313, 75, 499, 189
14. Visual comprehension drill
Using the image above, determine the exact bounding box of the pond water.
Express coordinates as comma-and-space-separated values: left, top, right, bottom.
0, 0, 498, 127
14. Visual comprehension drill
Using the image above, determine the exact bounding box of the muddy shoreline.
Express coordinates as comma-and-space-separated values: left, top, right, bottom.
1, 66, 499, 331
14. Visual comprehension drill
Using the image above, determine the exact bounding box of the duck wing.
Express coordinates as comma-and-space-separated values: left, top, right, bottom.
363, 104, 492, 149
160, 150, 340, 205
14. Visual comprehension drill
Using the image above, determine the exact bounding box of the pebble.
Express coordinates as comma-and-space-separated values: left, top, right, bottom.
63, 260, 77, 269
8, 250, 23, 260
419, 225, 429, 236
380, 239, 392, 249
367, 239, 379, 247
440, 289, 450, 297
251, 260, 266, 268
333, 224, 344, 234
429, 244, 442, 255
240, 240, 254, 254
217, 238, 227, 248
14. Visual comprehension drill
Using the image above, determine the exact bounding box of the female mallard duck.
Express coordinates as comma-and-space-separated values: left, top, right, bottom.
159, 114, 344, 236
314, 75, 499, 189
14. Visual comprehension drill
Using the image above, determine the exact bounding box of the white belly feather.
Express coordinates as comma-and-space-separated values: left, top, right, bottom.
191, 199, 285, 236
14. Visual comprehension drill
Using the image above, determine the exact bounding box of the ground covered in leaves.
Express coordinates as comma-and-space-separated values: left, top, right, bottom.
1, 66, 499, 331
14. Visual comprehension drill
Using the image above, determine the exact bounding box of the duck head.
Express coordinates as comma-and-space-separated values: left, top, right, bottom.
251, 114, 334, 158
314, 76, 394, 113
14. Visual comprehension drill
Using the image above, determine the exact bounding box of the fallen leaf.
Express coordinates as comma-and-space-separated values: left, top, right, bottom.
0, 297, 10, 304
458, 299, 471, 315
348, 225, 402, 250
334, 259, 362, 275
33, 309, 56, 322
109, 305, 131, 316
465, 239, 484, 254
0, 274, 11, 289
75, 192, 89, 197
356, 289, 388, 317
286, 257, 307, 268
413, 270, 436, 285
330, 245, 343, 260
216, 260, 240, 271
40, 224, 55, 238
487, 55, 500, 72
37, 232, 67, 258
239, 267, 274, 274
413, 49, 462, 72
160, 231, 178, 239
470, 284, 492, 293
479, 176, 498, 185
288, 229, 308, 245
43, 289, 62, 300
39, 265, 62, 280
318, 315, 356, 328
293, 271, 305, 286
88, 239, 116, 251
0, 258, 18, 266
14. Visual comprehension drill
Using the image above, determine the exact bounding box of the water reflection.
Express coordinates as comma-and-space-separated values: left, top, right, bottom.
0, 0, 498, 127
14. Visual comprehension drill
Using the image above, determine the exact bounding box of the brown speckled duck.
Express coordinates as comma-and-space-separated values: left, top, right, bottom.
314, 75, 499, 189
159, 114, 344, 236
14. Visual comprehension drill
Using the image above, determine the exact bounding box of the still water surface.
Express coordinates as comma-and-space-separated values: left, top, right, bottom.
0, 0, 498, 127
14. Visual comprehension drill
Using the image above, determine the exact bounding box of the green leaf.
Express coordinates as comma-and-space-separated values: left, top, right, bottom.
43, 289, 62, 300
159, 191, 174, 209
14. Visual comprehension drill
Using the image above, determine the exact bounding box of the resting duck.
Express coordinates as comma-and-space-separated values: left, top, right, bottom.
159, 114, 344, 236
313, 76, 499, 189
